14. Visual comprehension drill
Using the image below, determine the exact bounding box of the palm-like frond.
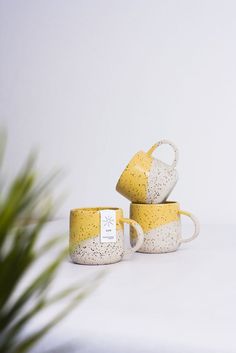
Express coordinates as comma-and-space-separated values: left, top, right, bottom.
0, 138, 102, 353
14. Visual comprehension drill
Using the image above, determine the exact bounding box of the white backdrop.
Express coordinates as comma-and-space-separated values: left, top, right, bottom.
1, 0, 236, 224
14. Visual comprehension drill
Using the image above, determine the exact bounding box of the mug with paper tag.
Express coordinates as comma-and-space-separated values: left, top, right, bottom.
69, 207, 144, 265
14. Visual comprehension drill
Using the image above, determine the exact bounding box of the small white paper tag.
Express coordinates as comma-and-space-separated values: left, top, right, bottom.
100, 210, 116, 243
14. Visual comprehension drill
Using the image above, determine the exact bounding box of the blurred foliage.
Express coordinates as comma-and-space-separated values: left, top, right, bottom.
0, 134, 101, 353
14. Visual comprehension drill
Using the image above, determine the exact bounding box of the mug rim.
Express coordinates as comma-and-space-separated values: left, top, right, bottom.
131, 201, 179, 207
70, 207, 122, 213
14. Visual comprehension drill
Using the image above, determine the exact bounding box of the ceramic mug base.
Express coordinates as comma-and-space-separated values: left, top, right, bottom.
160, 178, 178, 203
70, 255, 122, 266
146, 159, 178, 204
137, 247, 179, 254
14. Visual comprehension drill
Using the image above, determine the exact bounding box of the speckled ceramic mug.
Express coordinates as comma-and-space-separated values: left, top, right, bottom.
130, 202, 200, 253
70, 207, 144, 265
116, 140, 178, 204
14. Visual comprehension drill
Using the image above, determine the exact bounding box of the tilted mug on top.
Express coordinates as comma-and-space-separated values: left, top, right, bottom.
70, 207, 144, 265
116, 140, 178, 204
130, 202, 200, 253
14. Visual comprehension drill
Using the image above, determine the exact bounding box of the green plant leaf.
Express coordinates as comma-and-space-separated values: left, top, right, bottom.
0, 138, 102, 353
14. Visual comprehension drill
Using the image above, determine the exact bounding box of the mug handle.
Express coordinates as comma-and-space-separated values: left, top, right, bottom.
179, 210, 200, 244
120, 218, 144, 257
146, 139, 179, 169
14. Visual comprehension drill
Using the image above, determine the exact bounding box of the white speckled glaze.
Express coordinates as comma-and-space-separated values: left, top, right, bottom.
70, 230, 124, 265
146, 159, 178, 204
136, 221, 181, 253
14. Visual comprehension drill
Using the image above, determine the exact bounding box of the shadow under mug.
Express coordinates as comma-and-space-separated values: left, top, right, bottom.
116, 140, 179, 204
130, 202, 200, 253
70, 207, 144, 265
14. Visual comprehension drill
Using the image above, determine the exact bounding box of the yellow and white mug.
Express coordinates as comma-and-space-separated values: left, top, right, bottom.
130, 202, 200, 253
116, 140, 178, 204
70, 207, 144, 265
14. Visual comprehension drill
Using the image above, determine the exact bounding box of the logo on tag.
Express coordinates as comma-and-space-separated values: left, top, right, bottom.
100, 210, 116, 243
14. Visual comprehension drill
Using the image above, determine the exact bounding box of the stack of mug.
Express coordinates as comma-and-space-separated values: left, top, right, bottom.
70, 140, 200, 265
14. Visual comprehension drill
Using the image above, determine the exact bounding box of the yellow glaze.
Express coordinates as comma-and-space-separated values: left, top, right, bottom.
70, 207, 123, 249
116, 151, 152, 202
130, 202, 180, 233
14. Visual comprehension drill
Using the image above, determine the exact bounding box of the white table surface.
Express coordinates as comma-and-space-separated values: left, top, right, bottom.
29, 221, 236, 353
